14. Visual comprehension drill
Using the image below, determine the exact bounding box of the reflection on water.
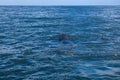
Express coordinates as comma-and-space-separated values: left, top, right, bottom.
0, 6, 120, 80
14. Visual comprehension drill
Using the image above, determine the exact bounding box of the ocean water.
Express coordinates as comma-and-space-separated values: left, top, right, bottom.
0, 6, 120, 80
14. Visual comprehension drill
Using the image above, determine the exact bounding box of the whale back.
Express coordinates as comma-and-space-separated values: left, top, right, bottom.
58, 33, 71, 41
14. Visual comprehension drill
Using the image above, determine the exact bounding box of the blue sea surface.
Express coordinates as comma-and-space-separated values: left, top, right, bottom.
0, 6, 120, 80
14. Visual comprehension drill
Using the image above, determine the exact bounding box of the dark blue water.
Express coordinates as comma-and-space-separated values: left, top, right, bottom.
0, 6, 120, 80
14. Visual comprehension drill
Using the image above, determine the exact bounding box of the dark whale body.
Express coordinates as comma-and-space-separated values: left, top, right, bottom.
58, 33, 71, 41
57, 33, 73, 44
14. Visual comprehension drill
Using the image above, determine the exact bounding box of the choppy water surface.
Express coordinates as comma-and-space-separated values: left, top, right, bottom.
0, 6, 120, 80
